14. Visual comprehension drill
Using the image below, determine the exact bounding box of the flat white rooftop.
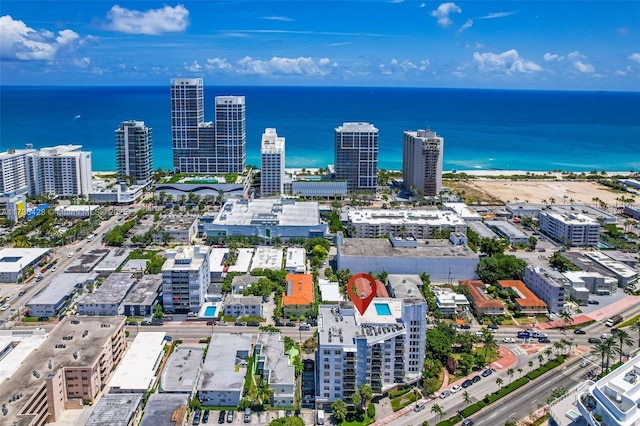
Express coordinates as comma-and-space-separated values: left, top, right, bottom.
251, 247, 283, 271
199, 333, 252, 392
347, 208, 465, 227
108, 332, 166, 392
0, 331, 47, 385
210, 248, 230, 274
228, 248, 254, 273
213, 199, 321, 227
0, 247, 50, 273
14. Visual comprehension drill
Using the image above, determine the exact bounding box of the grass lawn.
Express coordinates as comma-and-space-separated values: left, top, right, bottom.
618, 314, 640, 328
390, 390, 419, 412
474, 346, 499, 364
340, 410, 375, 426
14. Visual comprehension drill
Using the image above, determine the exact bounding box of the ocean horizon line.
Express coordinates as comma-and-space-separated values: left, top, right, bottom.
2, 84, 639, 95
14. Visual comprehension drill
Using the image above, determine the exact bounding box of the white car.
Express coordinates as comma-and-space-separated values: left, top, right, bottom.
601, 333, 612, 339
51, 266, 57, 272
0, 303, 10, 311
580, 360, 590, 368
67, 253, 73, 258
502, 337, 516, 343
450, 385, 462, 393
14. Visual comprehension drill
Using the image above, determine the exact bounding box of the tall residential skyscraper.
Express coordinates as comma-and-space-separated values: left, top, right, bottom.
215, 96, 246, 174
260, 128, 285, 196
27, 145, 92, 197
0, 148, 33, 196
170, 78, 246, 174
334, 122, 378, 192
115, 120, 153, 186
402, 128, 444, 196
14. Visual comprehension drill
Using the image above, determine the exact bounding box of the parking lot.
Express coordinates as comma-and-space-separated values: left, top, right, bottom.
193, 409, 315, 425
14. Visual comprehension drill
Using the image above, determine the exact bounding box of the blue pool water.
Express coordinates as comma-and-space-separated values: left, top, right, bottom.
204, 306, 217, 317
374, 303, 392, 316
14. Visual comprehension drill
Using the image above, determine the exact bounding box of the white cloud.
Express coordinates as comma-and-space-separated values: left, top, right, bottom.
379, 58, 427, 76
473, 49, 542, 74
0, 15, 84, 60
105, 4, 189, 35
478, 12, 515, 19
419, 59, 430, 71
185, 60, 203, 72
431, 2, 461, 27
419, 3, 426, 7
574, 60, 595, 73
458, 19, 473, 33
543, 52, 562, 61
567, 50, 583, 60
199, 56, 335, 76
262, 16, 293, 22
629, 53, 640, 64
73, 57, 91, 68
390, 0, 405, 3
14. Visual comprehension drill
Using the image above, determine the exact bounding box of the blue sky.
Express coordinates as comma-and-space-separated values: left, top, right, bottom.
1, 1, 639, 90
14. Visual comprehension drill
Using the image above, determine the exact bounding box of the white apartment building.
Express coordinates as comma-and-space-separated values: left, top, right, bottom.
334, 122, 378, 192
402, 129, 444, 196
255, 333, 296, 407
27, 145, 92, 197
171, 78, 204, 172
316, 299, 427, 406
523, 266, 568, 314
162, 245, 211, 313
76, 273, 136, 316
115, 120, 153, 186
223, 294, 263, 318
575, 352, 640, 426
260, 128, 285, 196
538, 208, 601, 246
285, 247, 306, 273
346, 208, 466, 238
0, 148, 33, 196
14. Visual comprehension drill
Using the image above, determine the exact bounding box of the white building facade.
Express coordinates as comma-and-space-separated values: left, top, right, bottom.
115, 120, 153, 186
334, 122, 378, 192
260, 128, 285, 196
346, 208, 467, 239
162, 245, 211, 313
539, 209, 600, 246
523, 266, 568, 314
402, 129, 444, 196
27, 145, 92, 197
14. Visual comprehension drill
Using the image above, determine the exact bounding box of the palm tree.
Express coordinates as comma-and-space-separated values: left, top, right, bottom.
615, 329, 634, 364
254, 377, 271, 406
559, 310, 573, 331
553, 341, 564, 357
631, 318, 640, 348
507, 368, 515, 384
430, 403, 445, 421
528, 360, 534, 374
593, 338, 616, 374
517, 367, 523, 378
331, 399, 348, 423
538, 354, 544, 367
359, 384, 373, 406
351, 392, 362, 409
544, 347, 553, 361
481, 329, 498, 363
462, 391, 472, 406
496, 377, 504, 389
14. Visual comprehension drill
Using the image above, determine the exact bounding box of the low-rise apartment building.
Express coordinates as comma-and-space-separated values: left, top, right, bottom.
497, 280, 548, 315
223, 294, 263, 318
346, 208, 466, 239
538, 208, 601, 246
524, 266, 568, 314
282, 274, 314, 318
76, 273, 136, 316
27, 273, 98, 318
459, 280, 505, 318
255, 333, 295, 407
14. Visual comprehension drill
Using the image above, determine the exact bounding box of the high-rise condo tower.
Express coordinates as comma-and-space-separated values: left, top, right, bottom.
260, 128, 285, 196
334, 122, 378, 192
402, 128, 444, 196
115, 120, 153, 186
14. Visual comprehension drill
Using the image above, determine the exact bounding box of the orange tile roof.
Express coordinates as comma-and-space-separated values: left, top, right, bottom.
282, 274, 314, 306
352, 276, 390, 298
497, 280, 547, 308
459, 280, 505, 310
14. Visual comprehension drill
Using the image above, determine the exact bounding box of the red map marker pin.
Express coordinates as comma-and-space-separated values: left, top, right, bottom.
347, 273, 378, 315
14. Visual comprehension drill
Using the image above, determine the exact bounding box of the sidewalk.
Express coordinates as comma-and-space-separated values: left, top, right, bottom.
536, 294, 640, 330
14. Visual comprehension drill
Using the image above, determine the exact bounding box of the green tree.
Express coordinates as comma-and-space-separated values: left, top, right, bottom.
153, 304, 164, 319
255, 377, 271, 406
268, 418, 305, 426
496, 377, 504, 389
351, 391, 362, 409
615, 329, 634, 364
359, 384, 373, 406
528, 360, 534, 374
631, 318, 640, 348
593, 338, 616, 373
476, 253, 527, 285
430, 403, 445, 421
507, 368, 515, 385
479, 238, 509, 256
528, 236, 538, 250
462, 390, 472, 406
480, 329, 497, 364
331, 399, 348, 423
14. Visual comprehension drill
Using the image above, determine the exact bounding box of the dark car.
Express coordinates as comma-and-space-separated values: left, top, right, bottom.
462, 420, 474, 426
202, 410, 209, 424
275, 321, 285, 327
285, 322, 296, 327
588, 300, 600, 305
574, 329, 586, 334
76, 247, 82, 252
588, 338, 602, 344
459, 324, 471, 329
218, 411, 225, 424
471, 375, 481, 383
481, 369, 493, 377
538, 337, 551, 343
487, 324, 499, 330
234, 322, 246, 326
285, 410, 292, 417
126, 321, 138, 326
247, 321, 260, 327
461, 379, 473, 388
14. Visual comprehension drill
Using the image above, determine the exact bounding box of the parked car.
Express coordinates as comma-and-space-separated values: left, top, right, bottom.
206, 321, 216, 326
243, 408, 251, 423
275, 321, 285, 327
600, 333, 612, 339
487, 324, 499, 330
502, 337, 515, 343
414, 402, 426, 412
538, 337, 551, 343
574, 329, 586, 334
588, 300, 600, 305
164, 335, 173, 341
234, 322, 245, 326
481, 369, 493, 377
247, 321, 260, 327
218, 411, 225, 424
217, 321, 228, 326
285, 322, 296, 327
462, 419, 475, 426
202, 410, 209, 423
461, 379, 473, 388
588, 338, 602, 344
459, 324, 471, 329
126, 321, 138, 326
226, 411, 234, 423
450, 385, 461, 393
472, 375, 481, 383
439, 390, 451, 399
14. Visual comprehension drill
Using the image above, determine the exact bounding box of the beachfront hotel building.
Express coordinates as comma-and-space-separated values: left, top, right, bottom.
161, 245, 211, 313
334, 122, 378, 192
402, 128, 444, 196
170, 78, 246, 174
260, 128, 285, 196
115, 120, 153, 186
26, 145, 92, 197
0, 148, 33, 196
315, 299, 427, 406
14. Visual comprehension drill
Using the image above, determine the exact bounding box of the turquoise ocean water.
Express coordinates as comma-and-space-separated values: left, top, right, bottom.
1, 86, 638, 172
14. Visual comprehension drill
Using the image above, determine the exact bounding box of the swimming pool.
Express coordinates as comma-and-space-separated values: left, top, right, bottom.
204, 306, 217, 317
374, 303, 392, 316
